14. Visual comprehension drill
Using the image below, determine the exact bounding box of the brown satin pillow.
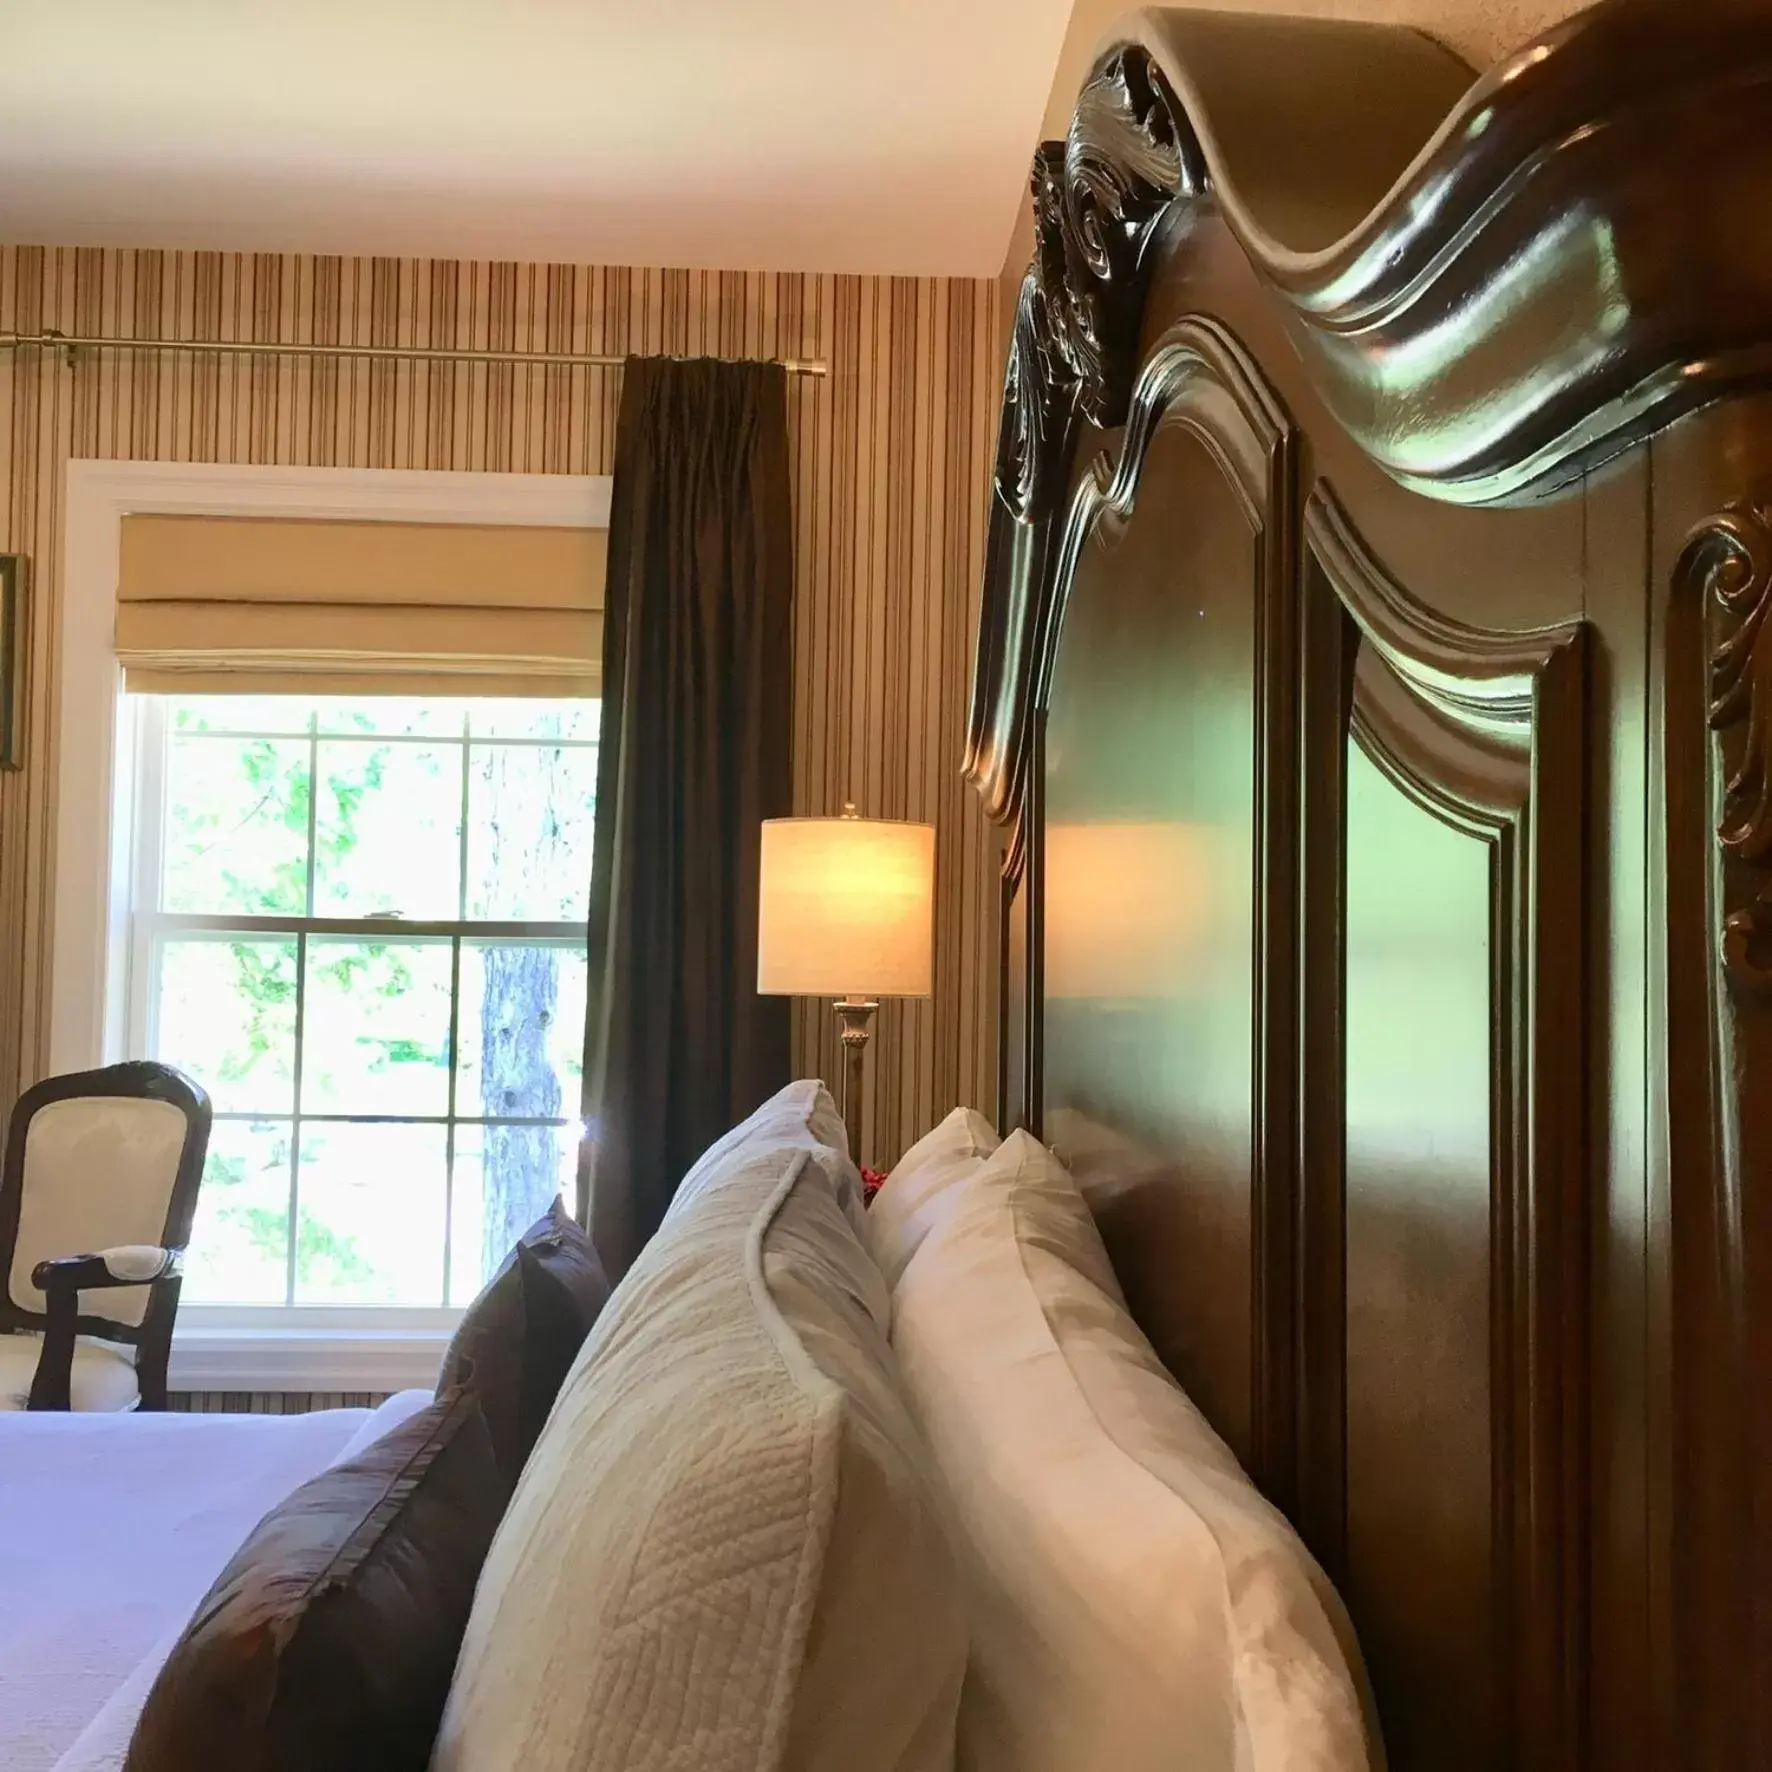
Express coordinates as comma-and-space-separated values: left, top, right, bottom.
125, 1388, 505, 1772
438, 1195, 610, 1486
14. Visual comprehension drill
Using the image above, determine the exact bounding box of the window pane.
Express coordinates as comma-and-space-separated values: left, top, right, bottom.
301, 939, 453, 1115
169, 695, 311, 736
449, 1121, 580, 1303
312, 740, 463, 918
163, 735, 310, 914
183, 1119, 293, 1304
311, 698, 469, 739
470, 700, 600, 743
156, 937, 297, 1115
294, 1122, 447, 1305
465, 744, 598, 920
456, 942, 585, 1120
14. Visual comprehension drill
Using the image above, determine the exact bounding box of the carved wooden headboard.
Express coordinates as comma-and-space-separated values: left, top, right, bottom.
965, 4, 1772, 1769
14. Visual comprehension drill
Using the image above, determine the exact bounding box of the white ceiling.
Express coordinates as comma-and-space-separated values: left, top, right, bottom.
0, 0, 1077, 278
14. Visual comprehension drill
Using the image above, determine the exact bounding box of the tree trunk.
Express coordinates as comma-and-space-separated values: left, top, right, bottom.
475, 740, 568, 1277
480, 943, 561, 1267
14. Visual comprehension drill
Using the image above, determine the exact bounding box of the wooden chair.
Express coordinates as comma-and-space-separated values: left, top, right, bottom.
0, 1063, 211, 1411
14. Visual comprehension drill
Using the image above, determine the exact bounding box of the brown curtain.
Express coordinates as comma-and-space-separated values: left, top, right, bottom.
578, 358, 794, 1276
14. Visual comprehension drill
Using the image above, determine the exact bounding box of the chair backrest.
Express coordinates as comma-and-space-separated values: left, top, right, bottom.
0, 1063, 211, 1345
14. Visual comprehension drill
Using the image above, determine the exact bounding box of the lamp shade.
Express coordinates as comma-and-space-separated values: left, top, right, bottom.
758, 815, 935, 998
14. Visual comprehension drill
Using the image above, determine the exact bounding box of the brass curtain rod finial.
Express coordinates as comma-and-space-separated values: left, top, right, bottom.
35, 327, 77, 369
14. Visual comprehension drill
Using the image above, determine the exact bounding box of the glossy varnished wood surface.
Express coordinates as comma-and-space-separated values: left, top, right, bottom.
1033, 317, 1297, 1483
971, 5, 1772, 1769
1306, 494, 1590, 1771
1341, 723, 1494, 1771
1044, 419, 1261, 1465
1650, 398, 1772, 1772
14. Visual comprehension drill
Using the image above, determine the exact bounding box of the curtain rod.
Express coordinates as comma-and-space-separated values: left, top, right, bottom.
0, 328, 828, 377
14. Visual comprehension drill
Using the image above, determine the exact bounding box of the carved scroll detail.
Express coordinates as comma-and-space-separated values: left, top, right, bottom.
975, 51, 1197, 816
988, 3, 1772, 520
1684, 505, 1772, 990
996, 147, 1076, 524
991, 51, 1192, 523
1056, 48, 1196, 429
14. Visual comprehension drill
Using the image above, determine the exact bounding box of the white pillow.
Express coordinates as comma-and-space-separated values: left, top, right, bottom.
435, 1080, 966, 1772
890, 1129, 1375, 1772
864, 1105, 1000, 1286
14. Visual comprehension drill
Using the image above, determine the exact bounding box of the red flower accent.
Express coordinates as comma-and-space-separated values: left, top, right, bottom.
860, 1167, 888, 1205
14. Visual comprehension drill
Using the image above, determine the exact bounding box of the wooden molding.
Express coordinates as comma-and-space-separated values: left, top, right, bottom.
1038, 319, 1293, 707
1681, 505, 1772, 989
982, 0, 1772, 520
973, 0, 1772, 838
967, 314, 1294, 831
1663, 497, 1772, 1771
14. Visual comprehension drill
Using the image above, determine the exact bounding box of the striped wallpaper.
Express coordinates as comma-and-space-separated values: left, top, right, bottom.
0, 246, 1001, 1170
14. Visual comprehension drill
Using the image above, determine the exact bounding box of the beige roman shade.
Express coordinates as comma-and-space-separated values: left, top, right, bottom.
116, 514, 606, 697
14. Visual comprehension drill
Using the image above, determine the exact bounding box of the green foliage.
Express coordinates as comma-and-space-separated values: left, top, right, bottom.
205, 1136, 375, 1291
221, 738, 309, 911
236, 1203, 374, 1285
367, 1036, 439, 1068
206, 1150, 247, 1189
221, 941, 296, 1085
209, 727, 420, 1291
313, 749, 382, 884
171, 699, 589, 1301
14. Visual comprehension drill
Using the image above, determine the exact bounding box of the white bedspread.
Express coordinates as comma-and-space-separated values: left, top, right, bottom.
0, 1392, 432, 1772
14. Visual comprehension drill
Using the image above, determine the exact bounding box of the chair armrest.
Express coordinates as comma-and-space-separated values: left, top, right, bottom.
27, 1246, 185, 1410
31, 1245, 184, 1292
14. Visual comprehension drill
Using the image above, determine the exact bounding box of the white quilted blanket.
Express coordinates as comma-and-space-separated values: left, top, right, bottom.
0, 1392, 431, 1772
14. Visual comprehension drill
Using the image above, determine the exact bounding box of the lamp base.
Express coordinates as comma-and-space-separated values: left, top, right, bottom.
833, 997, 878, 1167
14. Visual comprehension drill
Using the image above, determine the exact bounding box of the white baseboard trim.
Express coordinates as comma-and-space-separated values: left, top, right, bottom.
169, 1327, 449, 1393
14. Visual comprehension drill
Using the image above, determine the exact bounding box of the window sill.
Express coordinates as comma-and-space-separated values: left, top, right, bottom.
169, 1324, 451, 1394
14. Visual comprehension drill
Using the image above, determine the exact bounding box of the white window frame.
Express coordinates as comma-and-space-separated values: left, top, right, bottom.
129, 697, 593, 1308
56, 462, 612, 1392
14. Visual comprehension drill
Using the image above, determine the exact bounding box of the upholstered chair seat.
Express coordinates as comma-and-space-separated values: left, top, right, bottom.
0, 1332, 138, 1412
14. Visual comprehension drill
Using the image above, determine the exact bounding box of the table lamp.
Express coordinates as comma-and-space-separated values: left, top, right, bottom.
757, 805, 935, 1164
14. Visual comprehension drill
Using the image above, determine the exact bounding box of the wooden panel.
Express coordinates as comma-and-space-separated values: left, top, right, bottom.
1343, 674, 1499, 1770
1303, 489, 1589, 1771
1029, 318, 1295, 1481
1580, 447, 1656, 1770
1045, 419, 1259, 1462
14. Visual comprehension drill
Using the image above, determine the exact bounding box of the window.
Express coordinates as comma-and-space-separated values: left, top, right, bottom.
127, 693, 598, 1312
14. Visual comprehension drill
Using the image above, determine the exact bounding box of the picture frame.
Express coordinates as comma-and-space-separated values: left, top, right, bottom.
0, 554, 23, 771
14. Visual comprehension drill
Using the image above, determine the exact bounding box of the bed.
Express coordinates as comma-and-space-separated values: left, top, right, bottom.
0, 1393, 432, 1772
967, 3, 1772, 1769
3, 6, 1766, 1770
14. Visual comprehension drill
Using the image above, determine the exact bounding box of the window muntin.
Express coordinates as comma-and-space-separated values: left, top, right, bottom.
129, 694, 597, 1309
